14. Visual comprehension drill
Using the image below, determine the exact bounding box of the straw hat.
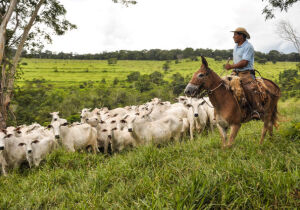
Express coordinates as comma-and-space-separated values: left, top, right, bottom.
231, 27, 250, 39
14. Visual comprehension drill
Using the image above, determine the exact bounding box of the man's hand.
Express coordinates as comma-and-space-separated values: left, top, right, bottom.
225, 63, 232, 70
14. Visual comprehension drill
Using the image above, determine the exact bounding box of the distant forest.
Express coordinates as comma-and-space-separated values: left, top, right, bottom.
23, 48, 300, 63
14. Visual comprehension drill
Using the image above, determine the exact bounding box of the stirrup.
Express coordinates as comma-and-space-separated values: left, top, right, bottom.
251, 110, 261, 120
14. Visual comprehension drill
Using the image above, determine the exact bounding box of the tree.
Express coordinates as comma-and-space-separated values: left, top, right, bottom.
0, 0, 76, 128
108, 57, 118, 65
0, 0, 136, 129
262, 0, 299, 20
127, 71, 140, 82
276, 20, 300, 57
162, 61, 170, 73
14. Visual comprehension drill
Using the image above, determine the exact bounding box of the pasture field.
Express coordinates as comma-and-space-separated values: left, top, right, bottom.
17, 58, 298, 87
0, 99, 299, 209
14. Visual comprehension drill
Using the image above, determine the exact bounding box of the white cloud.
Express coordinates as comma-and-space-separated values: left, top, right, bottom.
45, 0, 300, 54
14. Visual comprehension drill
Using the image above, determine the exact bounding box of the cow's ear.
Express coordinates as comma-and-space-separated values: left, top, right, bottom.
61, 122, 69, 126
4, 134, 12, 138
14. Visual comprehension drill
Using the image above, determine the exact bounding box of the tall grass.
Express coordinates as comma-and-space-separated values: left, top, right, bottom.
0, 100, 299, 208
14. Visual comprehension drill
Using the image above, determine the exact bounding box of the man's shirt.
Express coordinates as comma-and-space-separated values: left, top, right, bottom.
233, 40, 254, 71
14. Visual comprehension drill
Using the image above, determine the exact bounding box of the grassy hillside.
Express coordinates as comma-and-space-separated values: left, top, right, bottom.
17, 58, 298, 87
0, 99, 299, 209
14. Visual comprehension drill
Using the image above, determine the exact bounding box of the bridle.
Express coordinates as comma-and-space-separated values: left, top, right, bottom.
207, 81, 224, 95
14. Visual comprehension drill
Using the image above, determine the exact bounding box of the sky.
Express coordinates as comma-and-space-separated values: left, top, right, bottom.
44, 0, 300, 54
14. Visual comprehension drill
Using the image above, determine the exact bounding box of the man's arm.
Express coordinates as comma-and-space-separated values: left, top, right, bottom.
225, 60, 248, 70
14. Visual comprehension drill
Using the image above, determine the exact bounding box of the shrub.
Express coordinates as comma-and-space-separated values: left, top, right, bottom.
279, 121, 300, 141
162, 62, 170, 73
108, 58, 117, 65
127, 71, 141, 82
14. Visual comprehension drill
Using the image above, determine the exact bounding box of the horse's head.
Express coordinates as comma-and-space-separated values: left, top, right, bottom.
184, 56, 213, 97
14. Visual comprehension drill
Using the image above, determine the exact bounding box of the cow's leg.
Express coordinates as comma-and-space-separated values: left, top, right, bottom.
189, 122, 194, 140
217, 124, 227, 148
104, 140, 108, 154
227, 124, 241, 147
1, 163, 7, 176
92, 142, 98, 154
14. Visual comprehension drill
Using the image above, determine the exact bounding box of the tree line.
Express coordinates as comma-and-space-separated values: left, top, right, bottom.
22, 48, 300, 62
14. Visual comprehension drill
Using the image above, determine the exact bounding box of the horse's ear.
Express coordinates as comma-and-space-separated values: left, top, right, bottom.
201, 56, 208, 69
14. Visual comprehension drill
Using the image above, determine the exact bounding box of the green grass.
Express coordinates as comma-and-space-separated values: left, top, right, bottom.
17, 58, 298, 87
0, 99, 299, 208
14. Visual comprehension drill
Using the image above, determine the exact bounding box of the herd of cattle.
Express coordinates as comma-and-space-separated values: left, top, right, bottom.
0, 96, 216, 176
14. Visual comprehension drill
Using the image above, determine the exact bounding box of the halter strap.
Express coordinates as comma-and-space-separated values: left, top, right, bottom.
207, 81, 224, 95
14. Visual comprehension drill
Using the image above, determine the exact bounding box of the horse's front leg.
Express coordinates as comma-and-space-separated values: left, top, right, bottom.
227, 124, 241, 147
217, 124, 227, 148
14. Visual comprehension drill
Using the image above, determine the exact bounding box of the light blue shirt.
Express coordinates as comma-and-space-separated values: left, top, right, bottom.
233, 40, 254, 71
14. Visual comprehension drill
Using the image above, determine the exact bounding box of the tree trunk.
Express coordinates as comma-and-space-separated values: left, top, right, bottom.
0, 0, 45, 129
0, 0, 18, 65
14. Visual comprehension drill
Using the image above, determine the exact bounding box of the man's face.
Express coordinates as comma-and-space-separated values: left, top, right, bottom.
233, 32, 243, 43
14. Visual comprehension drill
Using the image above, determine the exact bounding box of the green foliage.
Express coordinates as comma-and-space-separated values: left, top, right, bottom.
162, 61, 170, 73
171, 73, 186, 95
135, 75, 154, 93
279, 121, 300, 141
108, 58, 118, 65
127, 71, 141, 82
149, 71, 165, 85
66, 114, 81, 123
113, 77, 119, 85
214, 56, 222, 61
262, 0, 299, 20
279, 69, 300, 91
257, 58, 267, 64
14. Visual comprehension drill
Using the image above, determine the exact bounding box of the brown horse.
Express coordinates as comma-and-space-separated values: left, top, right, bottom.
184, 56, 280, 148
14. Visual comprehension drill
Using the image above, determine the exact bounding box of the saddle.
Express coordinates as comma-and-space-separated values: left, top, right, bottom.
222, 75, 270, 121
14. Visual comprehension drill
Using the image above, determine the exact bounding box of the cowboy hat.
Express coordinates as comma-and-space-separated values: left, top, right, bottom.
231, 27, 250, 39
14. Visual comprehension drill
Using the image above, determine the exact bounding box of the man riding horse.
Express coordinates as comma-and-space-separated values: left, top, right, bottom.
224, 27, 264, 120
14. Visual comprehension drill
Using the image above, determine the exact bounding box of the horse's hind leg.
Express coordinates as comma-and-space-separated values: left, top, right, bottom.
268, 121, 273, 137
260, 121, 269, 144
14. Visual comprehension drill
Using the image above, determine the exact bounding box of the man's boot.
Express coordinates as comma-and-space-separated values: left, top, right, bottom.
242, 82, 264, 120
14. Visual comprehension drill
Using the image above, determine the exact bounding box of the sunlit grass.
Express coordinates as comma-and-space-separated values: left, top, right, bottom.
0, 100, 299, 208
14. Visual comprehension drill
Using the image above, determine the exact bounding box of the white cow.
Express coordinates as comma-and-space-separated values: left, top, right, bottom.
17, 133, 58, 167
120, 114, 183, 145
49, 121, 98, 153
0, 133, 27, 175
